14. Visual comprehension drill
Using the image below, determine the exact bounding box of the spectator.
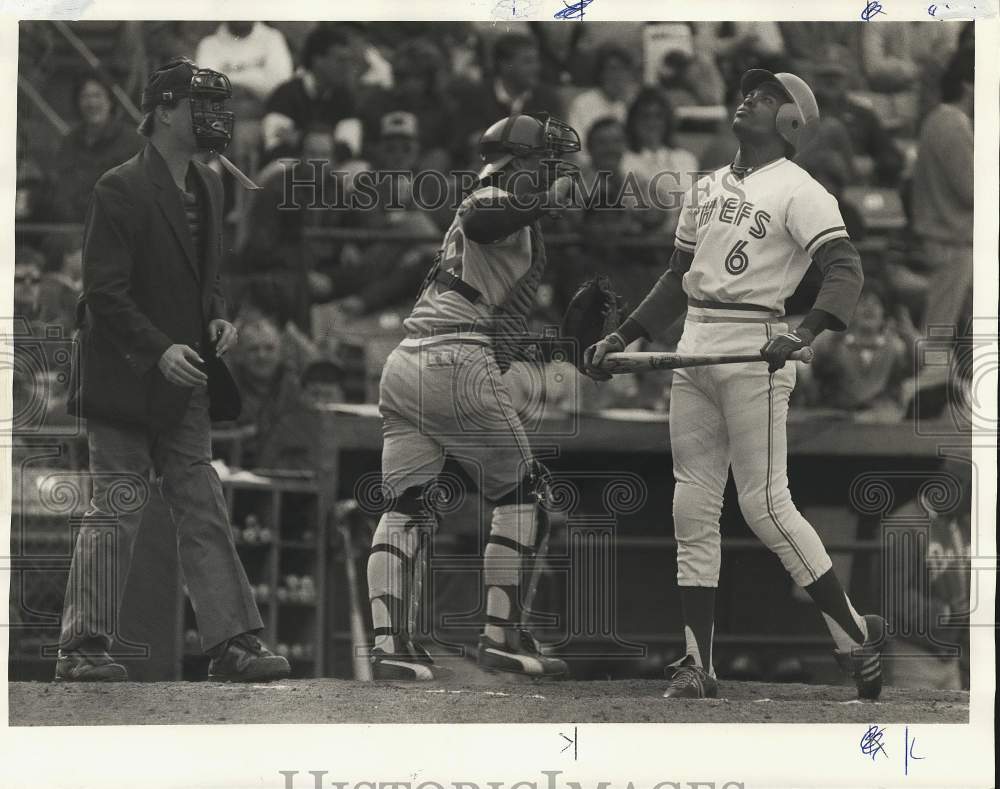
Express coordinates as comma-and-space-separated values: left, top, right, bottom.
621, 87, 698, 235
911, 48, 973, 337
49, 73, 143, 223
37, 231, 84, 337
321, 111, 439, 319
300, 358, 347, 407
643, 23, 724, 107
237, 124, 348, 331
778, 23, 865, 87
262, 25, 367, 164
917, 22, 973, 122
363, 38, 457, 171
13, 246, 44, 322
567, 44, 640, 144
341, 22, 395, 90
195, 22, 293, 104
809, 52, 904, 187
698, 22, 787, 87
226, 316, 317, 467
809, 281, 918, 420
15, 149, 52, 223
562, 118, 667, 312
452, 33, 564, 147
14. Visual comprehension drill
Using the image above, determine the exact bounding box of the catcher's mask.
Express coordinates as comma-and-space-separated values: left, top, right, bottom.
477, 112, 581, 182
140, 58, 235, 152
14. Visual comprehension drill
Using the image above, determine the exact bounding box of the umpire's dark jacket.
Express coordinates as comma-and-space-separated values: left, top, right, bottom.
67, 142, 241, 431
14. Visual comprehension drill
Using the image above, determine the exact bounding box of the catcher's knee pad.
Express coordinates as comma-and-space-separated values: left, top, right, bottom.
369, 483, 439, 597
673, 481, 723, 586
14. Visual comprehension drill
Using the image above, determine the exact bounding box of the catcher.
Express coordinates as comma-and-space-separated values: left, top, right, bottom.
367, 113, 580, 680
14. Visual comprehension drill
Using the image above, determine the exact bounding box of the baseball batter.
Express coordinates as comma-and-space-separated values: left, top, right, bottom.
588, 70, 887, 700
367, 113, 580, 680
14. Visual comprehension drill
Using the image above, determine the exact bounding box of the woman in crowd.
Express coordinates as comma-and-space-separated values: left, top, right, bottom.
50, 72, 142, 223
567, 44, 639, 145
621, 87, 698, 235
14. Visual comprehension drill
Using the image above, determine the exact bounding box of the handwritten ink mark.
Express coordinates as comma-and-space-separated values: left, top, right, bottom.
554, 0, 595, 20
861, 1, 887, 20
860, 724, 889, 761
491, 0, 535, 22
559, 725, 578, 759
929, 1, 994, 18
904, 726, 926, 776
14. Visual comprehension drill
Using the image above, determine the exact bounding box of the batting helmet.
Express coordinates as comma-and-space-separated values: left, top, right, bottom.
477, 112, 581, 181
740, 69, 819, 151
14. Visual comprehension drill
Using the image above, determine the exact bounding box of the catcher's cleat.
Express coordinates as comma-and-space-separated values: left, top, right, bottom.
371, 642, 453, 681
54, 644, 128, 682
662, 655, 718, 699
207, 632, 291, 682
477, 629, 568, 677
834, 614, 887, 701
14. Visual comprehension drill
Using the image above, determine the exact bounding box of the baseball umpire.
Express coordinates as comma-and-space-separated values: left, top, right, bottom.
366, 113, 579, 680
58, 59, 289, 682
587, 70, 887, 700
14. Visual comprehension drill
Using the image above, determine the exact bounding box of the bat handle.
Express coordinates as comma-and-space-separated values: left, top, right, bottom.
789, 346, 815, 363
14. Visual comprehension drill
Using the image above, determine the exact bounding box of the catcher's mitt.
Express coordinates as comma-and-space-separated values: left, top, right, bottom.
560, 275, 626, 372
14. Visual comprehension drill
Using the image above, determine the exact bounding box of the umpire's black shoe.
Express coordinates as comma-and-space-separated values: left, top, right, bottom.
207, 633, 290, 682
662, 655, 718, 699
477, 629, 568, 677
834, 614, 887, 701
54, 642, 127, 682
371, 640, 453, 681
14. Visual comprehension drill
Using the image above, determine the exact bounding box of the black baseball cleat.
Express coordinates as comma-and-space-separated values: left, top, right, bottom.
207, 632, 291, 682
834, 614, 887, 701
54, 643, 128, 682
371, 639, 453, 681
662, 655, 718, 699
477, 629, 568, 677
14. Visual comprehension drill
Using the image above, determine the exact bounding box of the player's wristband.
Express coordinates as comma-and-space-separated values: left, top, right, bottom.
616, 317, 649, 346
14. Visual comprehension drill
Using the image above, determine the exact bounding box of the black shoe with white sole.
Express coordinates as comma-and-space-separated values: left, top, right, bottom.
834, 614, 887, 701
371, 636, 453, 681
477, 629, 568, 677
663, 655, 718, 699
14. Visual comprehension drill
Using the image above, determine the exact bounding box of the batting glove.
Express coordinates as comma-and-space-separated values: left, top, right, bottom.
760, 329, 814, 373
583, 332, 626, 381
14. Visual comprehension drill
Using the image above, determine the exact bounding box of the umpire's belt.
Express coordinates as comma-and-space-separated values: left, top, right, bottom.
686, 298, 781, 324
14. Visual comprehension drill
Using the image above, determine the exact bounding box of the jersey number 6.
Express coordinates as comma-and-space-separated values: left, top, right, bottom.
724, 240, 750, 275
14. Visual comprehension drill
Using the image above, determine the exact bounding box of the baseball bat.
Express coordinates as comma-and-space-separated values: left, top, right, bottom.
599, 348, 814, 373
337, 519, 373, 682
520, 509, 553, 627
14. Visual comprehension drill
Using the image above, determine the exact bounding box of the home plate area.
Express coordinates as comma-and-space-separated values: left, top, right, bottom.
9, 654, 967, 726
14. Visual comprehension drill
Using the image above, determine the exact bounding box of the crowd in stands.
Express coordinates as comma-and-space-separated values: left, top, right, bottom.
14, 20, 977, 439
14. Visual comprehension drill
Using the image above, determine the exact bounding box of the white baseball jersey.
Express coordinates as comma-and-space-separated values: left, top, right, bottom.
403, 186, 535, 338
675, 158, 849, 312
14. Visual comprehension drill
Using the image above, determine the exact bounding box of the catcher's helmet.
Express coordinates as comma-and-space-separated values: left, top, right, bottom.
477, 112, 581, 181
740, 69, 818, 151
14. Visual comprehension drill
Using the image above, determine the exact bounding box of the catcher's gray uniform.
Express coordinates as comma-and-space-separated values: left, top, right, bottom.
379, 185, 543, 501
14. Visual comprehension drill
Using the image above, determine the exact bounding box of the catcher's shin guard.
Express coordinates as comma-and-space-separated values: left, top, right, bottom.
478, 462, 567, 677
368, 487, 450, 681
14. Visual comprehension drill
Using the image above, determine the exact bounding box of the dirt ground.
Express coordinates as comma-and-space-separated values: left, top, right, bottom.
9, 657, 968, 725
